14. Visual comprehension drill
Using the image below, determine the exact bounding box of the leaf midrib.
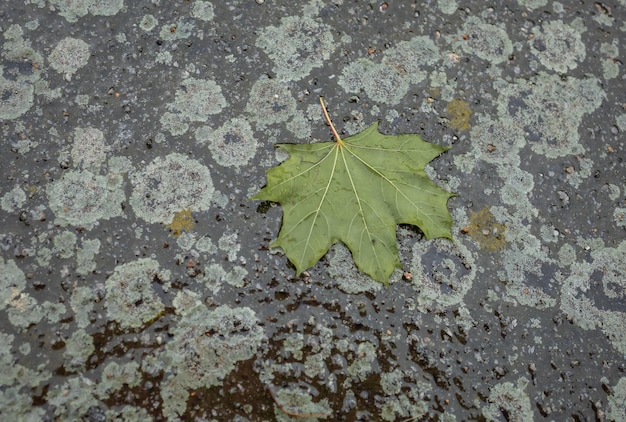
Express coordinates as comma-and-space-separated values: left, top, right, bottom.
344, 142, 444, 233
340, 145, 386, 276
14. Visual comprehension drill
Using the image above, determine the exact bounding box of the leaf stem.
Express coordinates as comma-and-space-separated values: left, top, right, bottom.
319, 97, 343, 146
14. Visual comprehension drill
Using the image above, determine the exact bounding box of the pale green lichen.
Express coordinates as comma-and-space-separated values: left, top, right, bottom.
49, 0, 124, 22
380, 395, 428, 421
106, 405, 153, 420
139, 14, 158, 31
438, 0, 458, 14
159, 377, 188, 417
47, 170, 125, 229
0, 77, 34, 121
410, 238, 476, 311
301, 0, 325, 17
107, 156, 132, 174
71, 127, 109, 169
169, 77, 227, 123
41, 301, 66, 324
557, 243, 577, 267
96, 361, 141, 396
456, 17, 512, 64
172, 290, 202, 316
304, 353, 327, 379
326, 243, 385, 294
339, 36, 440, 104
256, 15, 334, 82
517, 0, 547, 9
340, 59, 408, 105
160, 304, 263, 416
154, 51, 172, 66
199, 263, 247, 290
604, 184, 620, 201
158, 19, 195, 41
2, 24, 43, 83
616, 113, 626, 132
224, 266, 248, 288
201, 263, 227, 293
482, 377, 533, 422
0, 333, 49, 385
70, 286, 96, 328
0, 387, 46, 421
10, 134, 40, 154
86, 0, 124, 16
159, 111, 189, 136
76, 238, 100, 275
273, 388, 331, 421
531, 20, 585, 73
592, 11, 614, 27
494, 72, 605, 158
607, 377, 626, 422
0, 25, 43, 121
63, 328, 94, 372
36, 246, 52, 268
129, 153, 214, 224
283, 333, 304, 360
380, 369, 403, 395
347, 341, 377, 382
600, 41, 620, 79
194, 125, 212, 145
53, 231, 77, 259
360, 63, 410, 105
191, 1, 214, 21
160, 76, 228, 136
25, 19, 39, 30
563, 156, 593, 189
338, 59, 377, 94
381, 36, 440, 84
0, 332, 49, 420
7, 292, 43, 329
499, 167, 535, 217
48, 37, 90, 77
47, 377, 100, 419
1, 186, 27, 213
466, 115, 525, 169
490, 206, 556, 309
285, 111, 313, 140
560, 241, 626, 354
218, 230, 241, 261
0, 2, 623, 419
614, 207, 626, 228
105, 258, 168, 330
0, 258, 26, 312
538, 224, 558, 244
205, 117, 257, 167
245, 77, 297, 127
194, 235, 217, 254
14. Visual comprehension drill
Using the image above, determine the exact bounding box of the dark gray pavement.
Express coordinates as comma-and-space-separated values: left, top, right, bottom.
1, 0, 625, 420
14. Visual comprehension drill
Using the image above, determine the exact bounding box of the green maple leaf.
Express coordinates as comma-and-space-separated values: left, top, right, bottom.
253, 98, 454, 284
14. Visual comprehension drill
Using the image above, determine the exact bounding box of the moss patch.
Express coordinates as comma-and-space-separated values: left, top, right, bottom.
166, 209, 195, 237
466, 207, 506, 251
447, 98, 472, 130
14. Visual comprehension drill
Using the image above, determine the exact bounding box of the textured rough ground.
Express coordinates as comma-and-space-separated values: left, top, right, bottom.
0, 1, 625, 420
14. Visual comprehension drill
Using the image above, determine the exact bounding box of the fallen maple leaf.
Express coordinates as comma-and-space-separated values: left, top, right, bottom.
253, 98, 454, 284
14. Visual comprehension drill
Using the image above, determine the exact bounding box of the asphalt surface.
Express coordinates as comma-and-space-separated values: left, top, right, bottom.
0, 0, 625, 420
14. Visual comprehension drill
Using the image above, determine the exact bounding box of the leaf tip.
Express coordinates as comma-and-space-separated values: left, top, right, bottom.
249, 189, 266, 201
